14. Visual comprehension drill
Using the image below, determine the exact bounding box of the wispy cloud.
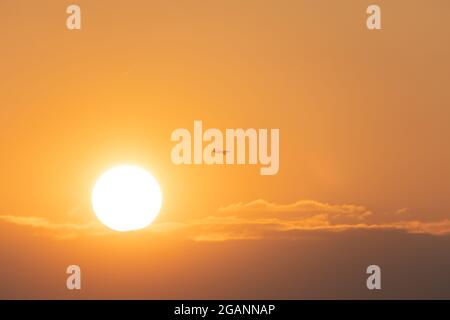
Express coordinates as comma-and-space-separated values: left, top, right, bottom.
1, 199, 450, 241
219, 199, 372, 217
0, 215, 105, 239
193, 199, 450, 240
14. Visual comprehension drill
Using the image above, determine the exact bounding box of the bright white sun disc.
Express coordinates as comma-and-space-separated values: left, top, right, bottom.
92, 165, 162, 232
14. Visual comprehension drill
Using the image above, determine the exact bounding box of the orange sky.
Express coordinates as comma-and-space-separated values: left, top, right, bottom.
1, 0, 450, 299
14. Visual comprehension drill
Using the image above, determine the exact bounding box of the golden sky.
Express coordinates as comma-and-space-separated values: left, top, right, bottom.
1, 0, 450, 299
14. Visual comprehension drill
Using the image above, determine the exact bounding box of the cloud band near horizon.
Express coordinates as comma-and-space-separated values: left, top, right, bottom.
1, 199, 450, 241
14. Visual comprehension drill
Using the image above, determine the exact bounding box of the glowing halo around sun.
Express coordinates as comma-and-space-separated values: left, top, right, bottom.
91, 165, 162, 232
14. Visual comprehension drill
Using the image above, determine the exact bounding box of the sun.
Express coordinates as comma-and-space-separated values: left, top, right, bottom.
91, 165, 162, 232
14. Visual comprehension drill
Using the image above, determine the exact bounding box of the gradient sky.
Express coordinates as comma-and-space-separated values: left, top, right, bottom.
1, 0, 450, 299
